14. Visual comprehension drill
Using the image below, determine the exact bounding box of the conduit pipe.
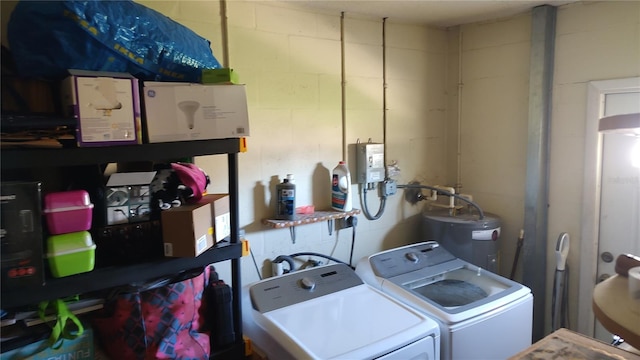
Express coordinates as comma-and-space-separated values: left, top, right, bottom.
219, 0, 230, 68
360, 17, 389, 221
340, 12, 347, 161
382, 17, 388, 178
456, 30, 463, 193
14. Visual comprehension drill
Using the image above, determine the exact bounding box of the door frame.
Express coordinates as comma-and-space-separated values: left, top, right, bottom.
578, 76, 640, 336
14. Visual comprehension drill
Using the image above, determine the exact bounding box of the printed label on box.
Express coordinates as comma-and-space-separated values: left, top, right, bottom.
164, 243, 173, 257
196, 234, 208, 255
215, 212, 231, 242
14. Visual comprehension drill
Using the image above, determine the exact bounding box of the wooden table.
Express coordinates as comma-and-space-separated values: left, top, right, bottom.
510, 328, 640, 359
592, 274, 640, 350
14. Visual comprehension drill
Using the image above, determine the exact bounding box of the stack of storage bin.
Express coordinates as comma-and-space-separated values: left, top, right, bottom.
43, 190, 96, 277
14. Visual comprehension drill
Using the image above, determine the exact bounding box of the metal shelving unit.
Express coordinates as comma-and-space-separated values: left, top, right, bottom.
1, 139, 245, 359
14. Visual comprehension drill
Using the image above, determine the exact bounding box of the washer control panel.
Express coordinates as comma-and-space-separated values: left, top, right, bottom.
250, 263, 363, 313
369, 241, 457, 278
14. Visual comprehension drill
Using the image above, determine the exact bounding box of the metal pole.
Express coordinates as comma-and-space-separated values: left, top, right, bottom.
523, 4, 556, 342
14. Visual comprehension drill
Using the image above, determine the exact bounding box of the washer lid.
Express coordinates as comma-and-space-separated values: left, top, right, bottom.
249, 264, 439, 359
363, 242, 531, 323
256, 284, 437, 359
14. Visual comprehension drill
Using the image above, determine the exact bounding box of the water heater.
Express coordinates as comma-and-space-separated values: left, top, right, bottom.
422, 208, 501, 273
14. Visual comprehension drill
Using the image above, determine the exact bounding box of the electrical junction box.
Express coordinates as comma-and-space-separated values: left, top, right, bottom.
356, 143, 385, 184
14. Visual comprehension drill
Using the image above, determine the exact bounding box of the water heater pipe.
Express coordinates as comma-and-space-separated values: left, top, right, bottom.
423, 185, 457, 213
397, 183, 484, 219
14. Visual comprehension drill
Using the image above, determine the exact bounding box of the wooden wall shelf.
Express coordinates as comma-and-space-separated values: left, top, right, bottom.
263, 209, 361, 229
262, 209, 361, 243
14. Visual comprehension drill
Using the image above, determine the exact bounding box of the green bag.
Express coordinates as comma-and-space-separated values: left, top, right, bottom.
37, 298, 84, 349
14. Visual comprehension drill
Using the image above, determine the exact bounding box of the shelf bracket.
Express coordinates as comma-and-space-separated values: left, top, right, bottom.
328, 219, 334, 236
289, 227, 296, 244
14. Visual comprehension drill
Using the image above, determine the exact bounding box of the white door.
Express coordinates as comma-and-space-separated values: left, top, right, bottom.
595, 92, 640, 342
578, 77, 640, 340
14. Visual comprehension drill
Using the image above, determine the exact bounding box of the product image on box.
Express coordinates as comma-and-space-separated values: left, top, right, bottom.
46, 231, 96, 278
43, 190, 94, 235
1, 182, 45, 289
143, 82, 250, 143
105, 172, 156, 225
61, 69, 141, 147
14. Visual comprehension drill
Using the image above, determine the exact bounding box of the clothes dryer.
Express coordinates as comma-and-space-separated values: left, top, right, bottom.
356, 241, 533, 360
243, 263, 440, 360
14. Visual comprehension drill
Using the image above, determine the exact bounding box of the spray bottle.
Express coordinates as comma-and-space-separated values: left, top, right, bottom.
331, 161, 352, 212
276, 174, 296, 220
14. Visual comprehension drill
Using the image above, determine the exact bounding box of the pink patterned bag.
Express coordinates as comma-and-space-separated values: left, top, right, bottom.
91, 267, 210, 359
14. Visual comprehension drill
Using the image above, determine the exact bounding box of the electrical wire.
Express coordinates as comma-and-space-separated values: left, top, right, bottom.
349, 222, 357, 268
250, 248, 262, 280
361, 184, 387, 220
397, 183, 485, 219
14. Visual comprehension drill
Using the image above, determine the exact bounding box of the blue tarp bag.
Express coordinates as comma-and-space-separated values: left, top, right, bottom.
7, 1, 222, 82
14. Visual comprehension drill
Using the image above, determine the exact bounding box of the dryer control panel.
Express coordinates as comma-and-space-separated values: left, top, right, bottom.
250, 263, 363, 313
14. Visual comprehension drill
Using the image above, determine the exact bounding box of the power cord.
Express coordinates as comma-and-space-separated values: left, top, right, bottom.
348, 216, 358, 268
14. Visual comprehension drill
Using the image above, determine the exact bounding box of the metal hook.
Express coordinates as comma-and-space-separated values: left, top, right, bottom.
289, 227, 296, 244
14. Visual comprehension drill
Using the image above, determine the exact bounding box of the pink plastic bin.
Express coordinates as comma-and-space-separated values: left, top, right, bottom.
43, 190, 94, 235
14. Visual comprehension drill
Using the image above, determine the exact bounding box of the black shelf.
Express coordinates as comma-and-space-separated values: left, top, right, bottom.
1, 242, 242, 309
1, 138, 241, 169
1, 138, 245, 359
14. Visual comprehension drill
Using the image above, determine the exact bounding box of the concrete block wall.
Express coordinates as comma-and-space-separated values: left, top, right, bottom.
450, 1, 640, 336
134, 1, 449, 284
2, 0, 638, 338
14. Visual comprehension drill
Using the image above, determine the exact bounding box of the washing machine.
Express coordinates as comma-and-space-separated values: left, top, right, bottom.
242, 263, 440, 360
355, 241, 533, 360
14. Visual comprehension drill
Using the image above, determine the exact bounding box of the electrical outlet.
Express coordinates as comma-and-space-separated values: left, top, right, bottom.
382, 179, 397, 196
335, 217, 352, 230
335, 216, 357, 230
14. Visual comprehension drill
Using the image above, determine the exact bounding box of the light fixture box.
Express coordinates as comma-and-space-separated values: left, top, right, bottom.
105, 171, 157, 225
142, 82, 250, 143
61, 69, 141, 147
161, 194, 230, 258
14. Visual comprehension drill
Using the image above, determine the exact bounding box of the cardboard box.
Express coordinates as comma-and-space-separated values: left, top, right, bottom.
142, 82, 249, 143
161, 194, 230, 258
61, 69, 141, 147
0, 182, 45, 290
210, 194, 231, 243
1, 326, 94, 360
202, 68, 240, 84
105, 172, 156, 225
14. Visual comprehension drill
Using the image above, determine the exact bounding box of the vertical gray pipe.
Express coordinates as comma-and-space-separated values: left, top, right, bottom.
219, 0, 229, 68
523, 4, 556, 342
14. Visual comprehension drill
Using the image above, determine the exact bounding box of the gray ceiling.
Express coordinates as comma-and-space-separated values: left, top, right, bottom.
285, 0, 578, 27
